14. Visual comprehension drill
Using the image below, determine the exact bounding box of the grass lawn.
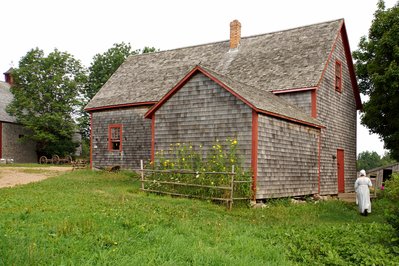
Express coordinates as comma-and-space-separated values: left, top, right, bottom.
0, 170, 397, 265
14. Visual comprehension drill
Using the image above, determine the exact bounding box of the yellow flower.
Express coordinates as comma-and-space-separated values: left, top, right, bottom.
232, 140, 238, 145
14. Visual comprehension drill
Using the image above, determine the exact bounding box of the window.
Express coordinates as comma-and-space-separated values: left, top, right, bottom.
335, 60, 342, 92
108, 124, 122, 151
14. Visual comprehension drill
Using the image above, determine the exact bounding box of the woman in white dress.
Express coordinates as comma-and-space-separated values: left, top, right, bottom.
355, 169, 373, 216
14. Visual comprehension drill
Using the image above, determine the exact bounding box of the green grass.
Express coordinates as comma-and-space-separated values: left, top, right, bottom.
0, 170, 397, 265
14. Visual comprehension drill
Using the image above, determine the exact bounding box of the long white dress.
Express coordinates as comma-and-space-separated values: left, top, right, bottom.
354, 177, 372, 214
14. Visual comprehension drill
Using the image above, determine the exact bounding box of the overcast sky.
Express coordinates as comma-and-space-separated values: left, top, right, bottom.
1, 0, 396, 156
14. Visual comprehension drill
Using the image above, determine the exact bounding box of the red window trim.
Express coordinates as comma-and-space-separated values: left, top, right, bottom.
335, 60, 342, 92
108, 124, 123, 152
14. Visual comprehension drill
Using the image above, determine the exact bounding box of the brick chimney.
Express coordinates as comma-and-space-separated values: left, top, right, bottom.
3, 68, 14, 85
230, 20, 241, 49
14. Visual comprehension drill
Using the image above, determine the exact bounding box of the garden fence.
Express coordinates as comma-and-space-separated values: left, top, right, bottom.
137, 160, 251, 210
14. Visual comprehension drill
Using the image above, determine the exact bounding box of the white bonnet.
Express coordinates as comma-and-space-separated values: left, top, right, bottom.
359, 169, 366, 177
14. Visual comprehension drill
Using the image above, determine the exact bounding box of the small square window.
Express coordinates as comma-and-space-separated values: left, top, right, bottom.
335, 60, 342, 92
108, 124, 122, 151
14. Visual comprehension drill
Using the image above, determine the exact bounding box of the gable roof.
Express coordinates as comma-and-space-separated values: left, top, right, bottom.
86, 19, 351, 111
145, 65, 323, 128
0, 81, 16, 123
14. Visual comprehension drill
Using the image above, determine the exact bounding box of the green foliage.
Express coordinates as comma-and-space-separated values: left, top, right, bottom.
353, 1, 399, 160
381, 152, 396, 166
356, 151, 396, 171
0, 169, 397, 265
79, 43, 158, 139
6, 48, 86, 157
357, 151, 382, 170
147, 139, 252, 201
85, 42, 138, 101
382, 173, 399, 244
79, 138, 90, 159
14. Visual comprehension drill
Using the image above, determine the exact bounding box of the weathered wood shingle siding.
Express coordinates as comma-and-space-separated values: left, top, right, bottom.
91, 107, 151, 169
1, 122, 37, 163
317, 33, 357, 194
277, 91, 312, 115
257, 115, 320, 198
154, 73, 252, 168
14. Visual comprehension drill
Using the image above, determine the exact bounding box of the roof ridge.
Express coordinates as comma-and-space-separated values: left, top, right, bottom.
128, 18, 344, 59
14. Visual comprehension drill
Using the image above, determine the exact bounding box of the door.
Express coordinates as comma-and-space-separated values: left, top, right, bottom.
337, 149, 345, 193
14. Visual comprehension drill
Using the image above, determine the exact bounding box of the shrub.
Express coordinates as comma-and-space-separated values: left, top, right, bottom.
145, 139, 252, 201
383, 173, 399, 243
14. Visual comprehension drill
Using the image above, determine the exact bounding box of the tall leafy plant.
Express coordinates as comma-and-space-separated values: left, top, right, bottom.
7, 48, 86, 157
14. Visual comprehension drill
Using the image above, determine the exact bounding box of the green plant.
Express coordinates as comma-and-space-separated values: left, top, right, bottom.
147, 139, 252, 201
383, 173, 399, 245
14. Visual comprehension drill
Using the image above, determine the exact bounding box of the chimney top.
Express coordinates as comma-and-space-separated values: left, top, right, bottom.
3, 67, 14, 85
230, 20, 241, 49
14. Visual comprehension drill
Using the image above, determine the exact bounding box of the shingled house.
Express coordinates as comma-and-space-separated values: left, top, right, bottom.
0, 69, 37, 163
86, 19, 362, 199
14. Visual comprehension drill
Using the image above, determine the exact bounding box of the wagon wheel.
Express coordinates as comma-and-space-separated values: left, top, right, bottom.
52, 155, 60, 164
39, 156, 47, 164
66, 155, 73, 164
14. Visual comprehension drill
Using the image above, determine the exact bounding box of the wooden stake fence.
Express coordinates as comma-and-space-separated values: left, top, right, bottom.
138, 160, 250, 210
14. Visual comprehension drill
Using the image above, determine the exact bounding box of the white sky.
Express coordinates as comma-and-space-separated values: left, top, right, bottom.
1, 0, 396, 156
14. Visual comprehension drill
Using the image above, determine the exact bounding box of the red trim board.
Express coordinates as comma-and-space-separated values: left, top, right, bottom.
85, 101, 156, 112
340, 24, 362, 110
272, 86, 317, 94
317, 20, 362, 110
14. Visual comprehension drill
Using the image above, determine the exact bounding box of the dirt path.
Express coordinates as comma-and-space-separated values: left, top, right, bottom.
0, 166, 72, 188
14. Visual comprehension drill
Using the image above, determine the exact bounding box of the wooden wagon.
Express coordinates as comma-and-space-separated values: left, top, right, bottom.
39, 155, 72, 164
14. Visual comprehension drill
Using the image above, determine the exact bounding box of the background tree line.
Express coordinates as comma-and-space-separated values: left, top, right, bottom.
7, 43, 157, 158
357, 151, 396, 171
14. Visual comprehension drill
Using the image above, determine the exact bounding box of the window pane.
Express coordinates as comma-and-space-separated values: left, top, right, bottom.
111, 127, 120, 140
112, 141, 120, 150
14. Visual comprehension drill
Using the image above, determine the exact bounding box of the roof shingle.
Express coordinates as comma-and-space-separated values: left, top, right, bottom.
86, 19, 343, 110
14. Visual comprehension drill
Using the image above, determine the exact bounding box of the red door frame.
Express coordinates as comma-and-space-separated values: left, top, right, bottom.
337, 149, 345, 193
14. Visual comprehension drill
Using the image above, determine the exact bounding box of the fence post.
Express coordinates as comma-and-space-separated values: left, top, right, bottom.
228, 165, 235, 210
140, 160, 144, 191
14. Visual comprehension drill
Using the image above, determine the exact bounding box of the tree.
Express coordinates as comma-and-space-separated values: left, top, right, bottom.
353, 1, 399, 160
85, 43, 157, 101
357, 151, 382, 171
381, 152, 396, 166
6, 48, 87, 157
79, 43, 158, 139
